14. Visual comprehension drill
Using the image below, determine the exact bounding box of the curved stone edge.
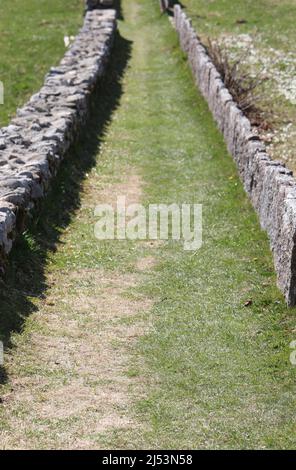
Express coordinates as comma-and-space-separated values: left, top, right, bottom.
0, 9, 117, 270
173, 4, 296, 306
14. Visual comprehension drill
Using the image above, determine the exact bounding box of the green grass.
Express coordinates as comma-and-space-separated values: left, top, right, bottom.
0, 0, 84, 126
183, 0, 296, 51
0, 0, 296, 449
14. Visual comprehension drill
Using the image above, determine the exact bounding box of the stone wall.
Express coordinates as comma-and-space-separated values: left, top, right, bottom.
0, 9, 116, 268
173, 5, 296, 306
159, 1, 179, 12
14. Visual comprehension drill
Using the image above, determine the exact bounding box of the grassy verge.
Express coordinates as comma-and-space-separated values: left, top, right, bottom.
182, 0, 296, 172
0, 0, 84, 126
182, 0, 296, 50
0, 0, 296, 449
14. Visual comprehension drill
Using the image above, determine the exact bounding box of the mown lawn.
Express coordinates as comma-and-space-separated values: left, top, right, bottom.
0, 0, 84, 126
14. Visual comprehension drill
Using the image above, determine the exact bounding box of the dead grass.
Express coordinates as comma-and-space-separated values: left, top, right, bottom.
0, 169, 155, 450
136, 257, 157, 272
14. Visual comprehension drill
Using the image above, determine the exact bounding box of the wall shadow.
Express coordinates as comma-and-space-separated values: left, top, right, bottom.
93, 1, 124, 20
162, 1, 185, 16
0, 30, 132, 385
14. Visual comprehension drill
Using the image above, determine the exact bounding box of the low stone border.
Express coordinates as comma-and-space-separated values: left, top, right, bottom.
0, 9, 116, 268
173, 5, 296, 305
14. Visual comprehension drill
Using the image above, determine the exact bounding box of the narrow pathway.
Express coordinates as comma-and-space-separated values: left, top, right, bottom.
0, 0, 296, 450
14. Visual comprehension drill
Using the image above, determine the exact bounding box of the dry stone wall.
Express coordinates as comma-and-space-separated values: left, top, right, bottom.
0, 9, 116, 268
173, 5, 296, 306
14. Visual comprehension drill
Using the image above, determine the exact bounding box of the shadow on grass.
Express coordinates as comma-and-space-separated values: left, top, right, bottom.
0, 30, 132, 385
160, 1, 185, 16
114, 0, 124, 20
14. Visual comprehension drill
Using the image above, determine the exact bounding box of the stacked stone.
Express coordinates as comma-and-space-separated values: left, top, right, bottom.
0, 9, 116, 267
174, 5, 296, 306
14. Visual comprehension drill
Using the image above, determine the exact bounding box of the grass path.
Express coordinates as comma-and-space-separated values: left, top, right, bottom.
0, 0, 296, 449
